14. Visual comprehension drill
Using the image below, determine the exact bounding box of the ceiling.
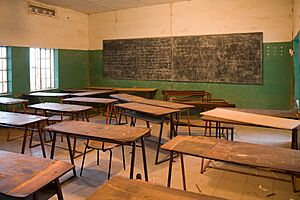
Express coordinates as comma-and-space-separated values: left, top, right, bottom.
35, 0, 188, 14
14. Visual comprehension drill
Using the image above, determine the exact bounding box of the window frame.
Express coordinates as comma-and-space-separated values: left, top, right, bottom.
0, 47, 8, 94
29, 48, 56, 92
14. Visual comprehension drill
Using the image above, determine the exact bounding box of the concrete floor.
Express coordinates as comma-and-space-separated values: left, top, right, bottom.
1, 114, 300, 200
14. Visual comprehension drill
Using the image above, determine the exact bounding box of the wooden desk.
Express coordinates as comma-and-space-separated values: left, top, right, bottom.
87, 87, 157, 98
111, 93, 194, 134
201, 108, 300, 149
28, 92, 71, 103
86, 176, 226, 200
115, 102, 179, 164
45, 121, 150, 181
60, 88, 91, 93
225, 108, 300, 119
162, 90, 212, 101
0, 97, 28, 110
70, 90, 114, 97
63, 97, 118, 123
28, 102, 92, 121
0, 150, 74, 200
162, 136, 300, 192
0, 97, 29, 141
0, 111, 48, 157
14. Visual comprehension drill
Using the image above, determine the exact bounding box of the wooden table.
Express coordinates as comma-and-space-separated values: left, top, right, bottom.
60, 88, 92, 93
111, 93, 194, 134
28, 92, 71, 103
201, 108, 300, 149
162, 90, 212, 101
0, 97, 28, 111
115, 102, 180, 164
0, 97, 29, 141
87, 86, 158, 98
28, 102, 92, 121
0, 150, 74, 200
225, 108, 300, 119
0, 111, 48, 157
162, 136, 300, 192
63, 97, 118, 123
86, 176, 226, 200
70, 90, 114, 97
45, 121, 151, 181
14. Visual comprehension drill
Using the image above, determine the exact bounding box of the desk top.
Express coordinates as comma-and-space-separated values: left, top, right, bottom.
28, 102, 92, 113
70, 90, 114, 97
0, 97, 28, 105
162, 136, 300, 175
201, 108, 300, 130
29, 92, 70, 97
60, 88, 92, 93
86, 176, 225, 200
63, 97, 117, 104
0, 150, 73, 198
116, 102, 179, 116
45, 121, 150, 144
87, 86, 157, 92
0, 111, 47, 126
110, 93, 145, 102
225, 108, 300, 119
111, 94, 193, 109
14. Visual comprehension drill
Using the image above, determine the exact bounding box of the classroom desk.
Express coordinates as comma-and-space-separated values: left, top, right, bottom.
0, 111, 48, 157
70, 90, 114, 97
111, 93, 194, 134
28, 92, 71, 103
62, 97, 118, 123
87, 86, 158, 98
86, 176, 226, 200
115, 102, 180, 164
0, 97, 28, 111
0, 150, 74, 200
200, 108, 300, 149
225, 108, 300, 119
45, 121, 151, 181
28, 102, 92, 121
162, 136, 300, 192
162, 90, 212, 101
180, 101, 236, 110
60, 88, 92, 93
0, 97, 29, 141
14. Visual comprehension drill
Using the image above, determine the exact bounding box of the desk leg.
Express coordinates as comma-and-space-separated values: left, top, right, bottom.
169, 114, 174, 139
85, 110, 89, 122
292, 129, 299, 150
141, 137, 148, 181
54, 179, 64, 200
37, 122, 46, 158
167, 151, 174, 188
129, 141, 136, 179
118, 108, 123, 125
50, 132, 57, 159
187, 109, 191, 135
180, 153, 186, 190
154, 123, 164, 165
21, 126, 28, 154
66, 135, 77, 176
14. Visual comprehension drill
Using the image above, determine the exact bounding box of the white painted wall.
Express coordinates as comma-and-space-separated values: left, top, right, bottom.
89, 0, 292, 50
0, 0, 89, 50
293, 0, 300, 37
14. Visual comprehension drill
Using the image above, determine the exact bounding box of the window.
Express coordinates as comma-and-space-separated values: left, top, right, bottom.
0, 47, 8, 94
30, 48, 55, 91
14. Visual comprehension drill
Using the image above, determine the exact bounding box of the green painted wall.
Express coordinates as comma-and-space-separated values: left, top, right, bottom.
293, 32, 300, 108
58, 49, 89, 89
8, 47, 89, 96
10, 47, 30, 95
89, 42, 293, 110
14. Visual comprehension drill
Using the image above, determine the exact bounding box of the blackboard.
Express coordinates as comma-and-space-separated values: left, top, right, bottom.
103, 32, 263, 84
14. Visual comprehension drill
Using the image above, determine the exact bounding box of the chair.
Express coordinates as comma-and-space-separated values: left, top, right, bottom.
80, 140, 126, 179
